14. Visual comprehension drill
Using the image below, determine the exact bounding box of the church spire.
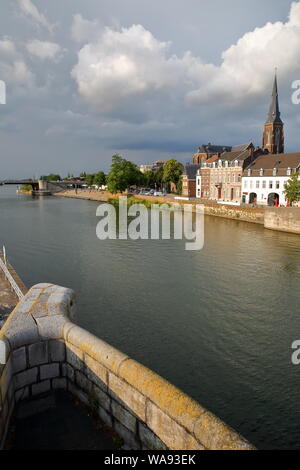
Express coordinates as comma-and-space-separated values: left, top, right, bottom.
262, 72, 284, 154
266, 71, 282, 124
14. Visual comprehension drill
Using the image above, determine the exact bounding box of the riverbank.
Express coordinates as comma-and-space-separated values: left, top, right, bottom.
55, 189, 265, 225
0, 251, 27, 328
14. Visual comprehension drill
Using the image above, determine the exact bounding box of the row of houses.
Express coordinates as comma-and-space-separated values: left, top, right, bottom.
182, 74, 300, 206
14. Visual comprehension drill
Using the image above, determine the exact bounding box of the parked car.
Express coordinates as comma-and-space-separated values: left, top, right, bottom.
154, 191, 165, 197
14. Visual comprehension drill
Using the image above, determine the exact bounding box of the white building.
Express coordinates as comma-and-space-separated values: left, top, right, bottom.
242, 153, 300, 206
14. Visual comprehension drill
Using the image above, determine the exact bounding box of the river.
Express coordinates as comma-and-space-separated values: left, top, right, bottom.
1, 184, 300, 449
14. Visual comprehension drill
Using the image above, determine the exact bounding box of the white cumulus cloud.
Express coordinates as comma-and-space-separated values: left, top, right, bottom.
187, 1, 300, 106
26, 40, 63, 60
72, 2, 300, 115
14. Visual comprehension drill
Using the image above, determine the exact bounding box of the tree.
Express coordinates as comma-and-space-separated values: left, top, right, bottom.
94, 171, 107, 187
85, 174, 95, 187
284, 173, 300, 206
143, 170, 156, 188
162, 159, 183, 192
107, 154, 143, 193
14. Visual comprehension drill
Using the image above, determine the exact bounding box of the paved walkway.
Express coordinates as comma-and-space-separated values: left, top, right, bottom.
6, 390, 119, 450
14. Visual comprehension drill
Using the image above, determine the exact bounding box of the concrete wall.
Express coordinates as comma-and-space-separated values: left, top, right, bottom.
0, 285, 254, 450
264, 207, 300, 234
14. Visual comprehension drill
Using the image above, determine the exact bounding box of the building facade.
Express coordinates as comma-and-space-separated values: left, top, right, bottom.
196, 143, 260, 203
242, 153, 300, 206
182, 164, 201, 198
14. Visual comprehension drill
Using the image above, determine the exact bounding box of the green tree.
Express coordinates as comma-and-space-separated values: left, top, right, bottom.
143, 170, 156, 188
284, 173, 300, 206
94, 171, 107, 187
162, 159, 183, 192
40, 174, 61, 182
85, 174, 95, 186
107, 154, 143, 193
80, 172, 87, 178
154, 166, 164, 188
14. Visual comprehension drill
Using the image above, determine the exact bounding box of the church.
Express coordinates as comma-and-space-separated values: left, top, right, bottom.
184, 74, 300, 205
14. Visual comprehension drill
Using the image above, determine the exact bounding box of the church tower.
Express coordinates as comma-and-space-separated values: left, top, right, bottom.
262, 73, 284, 154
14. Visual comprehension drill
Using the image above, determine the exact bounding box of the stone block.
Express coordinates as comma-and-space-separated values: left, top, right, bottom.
49, 340, 65, 362
52, 377, 67, 390
92, 384, 110, 412
35, 315, 67, 340
15, 387, 29, 403
113, 420, 141, 450
40, 363, 60, 380
138, 422, 168, 450
66, 342, 84, 371
68, 382, 89, 406
2, 312, 39, 349
28, 341, 48, 367
111, 400, 137, 433
32, 380, 51, 396
0, 337, 10, 365
15, 367, 38, 390
193, 411, 254, 450
12, 346, 27, 373
0, 359, 12, 402
75, 370, 92, 393
67, 326, 128, 375
146, 401, 204, 451
98, 407, 113, 427
84, 354, 107, 391
108, 372, 146, 422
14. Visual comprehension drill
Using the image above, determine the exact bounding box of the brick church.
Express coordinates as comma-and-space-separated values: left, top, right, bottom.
182, 73, 300, 204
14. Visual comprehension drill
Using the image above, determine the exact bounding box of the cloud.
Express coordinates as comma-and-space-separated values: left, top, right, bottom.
186, 1, 300, 106
0, 38, 34, 89
71, 3, 300, 116
71, 14, 102, 43
17, 0, 53, 31
0, 38, 16, 55
71, 24, 185, 111
26, 40, 63, 60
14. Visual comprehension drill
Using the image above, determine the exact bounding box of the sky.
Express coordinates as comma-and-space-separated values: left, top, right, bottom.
1, 0, 300, 178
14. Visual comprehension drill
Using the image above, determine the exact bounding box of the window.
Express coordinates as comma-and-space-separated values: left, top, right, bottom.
287, 167, 291, 176
248, 169, 252, 176
244, 181, 248, 189
227, 174, 230, 183
256, 180, 260, 189
269, 181, 273, 189
273, 168, 277, 176
250, 181, 253, 189
262, 181, 266, 189
260, 169, 264, 176
238, 174, 241, 182
276, 181, 280, 189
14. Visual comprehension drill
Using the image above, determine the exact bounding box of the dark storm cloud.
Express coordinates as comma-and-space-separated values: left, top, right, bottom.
0, 0, 300, 178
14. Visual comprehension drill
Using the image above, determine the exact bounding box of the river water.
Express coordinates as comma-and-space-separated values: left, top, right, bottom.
1, 184, 300, 449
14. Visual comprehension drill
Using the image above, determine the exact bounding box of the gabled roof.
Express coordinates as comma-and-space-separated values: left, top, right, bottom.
183, 164, 201, 179
197, 144, 232, 154
247, 153, 300, 171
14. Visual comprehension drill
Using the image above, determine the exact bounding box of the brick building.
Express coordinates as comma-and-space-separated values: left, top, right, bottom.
182, 164, 201, 198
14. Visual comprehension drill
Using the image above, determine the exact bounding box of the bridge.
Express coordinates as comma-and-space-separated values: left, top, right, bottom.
0, 180, 85, 194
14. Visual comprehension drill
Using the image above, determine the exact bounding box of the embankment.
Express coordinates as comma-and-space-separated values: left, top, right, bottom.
56, 190, 265, 225
0, 284, 254, 450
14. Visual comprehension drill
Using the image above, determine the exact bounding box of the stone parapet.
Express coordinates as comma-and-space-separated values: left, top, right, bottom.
0, 284, 255, 450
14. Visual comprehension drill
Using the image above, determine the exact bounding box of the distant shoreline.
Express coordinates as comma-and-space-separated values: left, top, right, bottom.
54, 189, 265, 225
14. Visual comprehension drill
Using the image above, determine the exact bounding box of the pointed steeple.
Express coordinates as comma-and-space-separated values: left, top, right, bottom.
262, 71, 284, 154
266, 72, 282, 124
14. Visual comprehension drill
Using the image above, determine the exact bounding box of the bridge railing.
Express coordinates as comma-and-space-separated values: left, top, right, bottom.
0, 250, 25, 300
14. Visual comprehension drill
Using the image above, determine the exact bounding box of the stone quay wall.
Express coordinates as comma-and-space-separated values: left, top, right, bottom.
0, 284, 254, 450
264, 207, 300, 234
